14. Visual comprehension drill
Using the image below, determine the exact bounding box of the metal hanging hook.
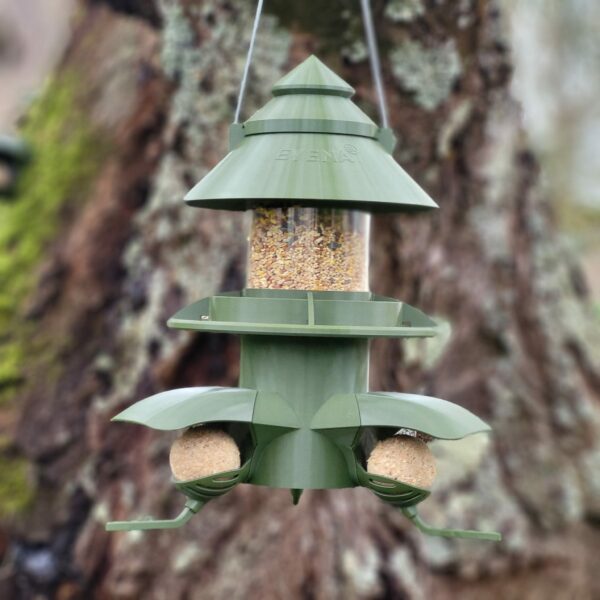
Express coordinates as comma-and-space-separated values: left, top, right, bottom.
234, 0, 265, 124
234, 0, 390, 130
359, 0, 390, 129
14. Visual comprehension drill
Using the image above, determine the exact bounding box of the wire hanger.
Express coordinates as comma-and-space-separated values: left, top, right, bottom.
234, 0, 390, 129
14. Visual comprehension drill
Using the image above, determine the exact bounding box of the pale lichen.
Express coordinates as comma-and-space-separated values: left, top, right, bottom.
402, 317, 452, 369
172, 543, 201, 573
389, 549, 422, 599
469, 99, 519, 264
429, 433, 490, 490
390, 39, 462, 110
160, 0, 289, 154
341, 39, 368, 64
160, 1, 197, 80
457, 0, 475, 29
341, 547, 382, 597
385, 0, 425, 23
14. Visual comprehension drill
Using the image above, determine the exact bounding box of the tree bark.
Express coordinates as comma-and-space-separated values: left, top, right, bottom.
2, 0, 600, 598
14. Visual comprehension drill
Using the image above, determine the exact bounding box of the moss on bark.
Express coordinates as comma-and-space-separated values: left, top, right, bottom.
0, 74, 104, 402
0, 443, 33, 518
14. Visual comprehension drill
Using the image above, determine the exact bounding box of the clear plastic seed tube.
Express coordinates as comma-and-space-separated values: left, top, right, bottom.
247, 206, 370, 291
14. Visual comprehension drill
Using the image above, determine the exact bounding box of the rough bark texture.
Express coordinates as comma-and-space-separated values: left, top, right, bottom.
1, 0, 600, 598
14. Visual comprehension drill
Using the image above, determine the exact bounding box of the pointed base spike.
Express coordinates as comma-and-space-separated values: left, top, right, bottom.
290, 489, 303, 505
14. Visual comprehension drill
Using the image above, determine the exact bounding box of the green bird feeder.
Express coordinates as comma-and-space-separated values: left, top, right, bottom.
106, 55, 501, 542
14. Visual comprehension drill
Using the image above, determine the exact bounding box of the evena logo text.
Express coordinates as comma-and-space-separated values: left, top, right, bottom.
275, 144, 359, 163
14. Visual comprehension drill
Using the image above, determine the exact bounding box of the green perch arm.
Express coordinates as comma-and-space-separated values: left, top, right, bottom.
401, 506, 502, 542
106, 498, 204, 532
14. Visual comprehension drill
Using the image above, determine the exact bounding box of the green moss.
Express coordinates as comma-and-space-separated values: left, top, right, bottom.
0, 452, 34, 517
0, 73, 103, 401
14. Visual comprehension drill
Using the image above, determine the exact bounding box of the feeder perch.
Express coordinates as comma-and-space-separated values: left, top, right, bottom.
106, 56, 501, 543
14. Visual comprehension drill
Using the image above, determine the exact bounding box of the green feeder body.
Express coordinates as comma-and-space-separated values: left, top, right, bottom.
107, 57, 501, 542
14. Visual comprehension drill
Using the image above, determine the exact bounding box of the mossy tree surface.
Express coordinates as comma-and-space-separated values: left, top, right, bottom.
0, 75, 103, 521
0, 1, 599, 599
0, 75, 102, 399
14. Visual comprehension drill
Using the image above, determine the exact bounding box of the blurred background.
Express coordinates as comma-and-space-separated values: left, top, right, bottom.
0, 0, 599, 598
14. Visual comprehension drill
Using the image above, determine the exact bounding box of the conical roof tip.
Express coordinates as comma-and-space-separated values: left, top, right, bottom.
272, 55, 355, 98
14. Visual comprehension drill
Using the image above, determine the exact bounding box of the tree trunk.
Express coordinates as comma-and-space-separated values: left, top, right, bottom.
1, 0, 600, 598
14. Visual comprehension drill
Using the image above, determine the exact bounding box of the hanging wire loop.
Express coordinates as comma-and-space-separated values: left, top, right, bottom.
234, 0, 390, 130
360, 0, 390, 129
234, 0, 265, 123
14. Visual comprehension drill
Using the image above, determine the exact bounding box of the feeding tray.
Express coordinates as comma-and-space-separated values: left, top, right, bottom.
168, 289, 438, 338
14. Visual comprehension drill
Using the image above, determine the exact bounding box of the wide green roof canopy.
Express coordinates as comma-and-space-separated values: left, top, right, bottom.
185, 55, 438, 213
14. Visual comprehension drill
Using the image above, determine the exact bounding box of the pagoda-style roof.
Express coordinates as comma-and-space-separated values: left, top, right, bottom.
185, 55, 438, 213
